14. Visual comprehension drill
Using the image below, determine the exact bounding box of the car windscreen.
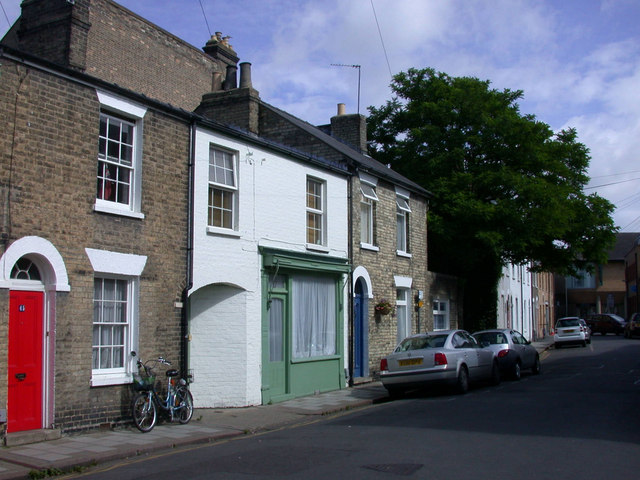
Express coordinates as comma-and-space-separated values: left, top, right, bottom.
473, 332, 507, 345
395, 335, 448, 352
557, 319, 580, 327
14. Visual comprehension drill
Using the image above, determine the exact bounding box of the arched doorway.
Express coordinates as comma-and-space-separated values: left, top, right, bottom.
8, 258, 44, 432
353, 278, 369, 379
1, 236, 70, 432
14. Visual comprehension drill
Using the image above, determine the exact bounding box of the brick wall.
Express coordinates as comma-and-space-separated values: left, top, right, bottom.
84, 0, 220, 111
9, 0, 224, 112
0, 56, 189, 432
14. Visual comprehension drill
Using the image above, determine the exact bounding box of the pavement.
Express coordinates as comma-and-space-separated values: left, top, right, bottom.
0, 336, 555, 479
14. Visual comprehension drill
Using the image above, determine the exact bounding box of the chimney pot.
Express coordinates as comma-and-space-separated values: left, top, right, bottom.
223, 65, 238, 90
337, 103, 346, 116
239, 62, 253, 88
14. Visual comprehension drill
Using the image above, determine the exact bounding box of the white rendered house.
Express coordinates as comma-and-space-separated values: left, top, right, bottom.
188, 123, 349, 407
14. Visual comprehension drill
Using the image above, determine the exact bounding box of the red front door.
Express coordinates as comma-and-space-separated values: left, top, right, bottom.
8, 290, 44, 432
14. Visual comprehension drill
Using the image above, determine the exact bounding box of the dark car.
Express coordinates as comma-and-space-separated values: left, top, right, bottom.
472, 329, 541, 380
624, 312, 640, 338
586, 313, 626, 335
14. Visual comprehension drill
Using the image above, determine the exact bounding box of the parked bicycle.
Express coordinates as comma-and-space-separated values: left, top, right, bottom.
130, 351, 193, 433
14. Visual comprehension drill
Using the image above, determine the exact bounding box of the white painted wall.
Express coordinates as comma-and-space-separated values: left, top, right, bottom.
497, 262, 534, 340
189, 126, 349, 407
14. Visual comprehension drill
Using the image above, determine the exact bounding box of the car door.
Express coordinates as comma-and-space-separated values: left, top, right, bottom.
511, 330, 534, 369
454, 331, 483, 378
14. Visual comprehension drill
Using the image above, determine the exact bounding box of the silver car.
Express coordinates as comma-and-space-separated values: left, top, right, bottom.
472, 329, 541, 380
379, 330, 500, 396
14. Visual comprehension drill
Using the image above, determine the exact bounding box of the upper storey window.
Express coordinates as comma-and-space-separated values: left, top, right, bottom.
306, 177, 326, 247
94, 91, 146, 219
208, 147, 238, 231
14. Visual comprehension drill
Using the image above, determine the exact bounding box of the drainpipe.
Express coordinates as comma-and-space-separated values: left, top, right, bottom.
347, 172, 354, 387
181, 121, 196, 380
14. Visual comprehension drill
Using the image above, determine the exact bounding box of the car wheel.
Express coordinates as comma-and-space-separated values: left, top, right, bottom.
512, 361, 521, 381
386, 387, 404, 399
490, 360, 501, 386
582, 340, 586, 347
456, 366, 469, 394
555, 343, 561, 349
532, 354, 541, 375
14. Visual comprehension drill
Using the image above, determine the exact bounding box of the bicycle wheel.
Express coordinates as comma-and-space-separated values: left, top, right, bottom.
175, 387, 193, 424
132, 392, 157, 432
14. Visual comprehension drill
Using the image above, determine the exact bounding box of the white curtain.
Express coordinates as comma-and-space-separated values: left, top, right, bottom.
292, 275, 336, 358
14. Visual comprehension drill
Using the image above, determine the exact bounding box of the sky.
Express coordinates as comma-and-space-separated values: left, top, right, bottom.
2, 0, 639, 232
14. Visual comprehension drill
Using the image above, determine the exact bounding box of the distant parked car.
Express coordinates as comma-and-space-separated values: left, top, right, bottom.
554, 317, 587, 348
379, 330, 500, 397
472, 329, 541, 380
624, 312, 640, 338
579, 319, 591, 344
586, 313, 626, 335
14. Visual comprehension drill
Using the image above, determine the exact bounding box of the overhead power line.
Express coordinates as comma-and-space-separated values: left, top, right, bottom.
0, 0, 12, 29
370, 0, 393, 79
585, 177, 640, 190
198, 0, 212, 37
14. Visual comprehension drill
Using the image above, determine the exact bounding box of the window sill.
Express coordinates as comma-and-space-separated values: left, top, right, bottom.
91, 373, 132, 387
306, 243, 330, 253
396, 250, 412, 258
94, 202, 144, 219
206, 226, 241, 238
360, 243, 379, 252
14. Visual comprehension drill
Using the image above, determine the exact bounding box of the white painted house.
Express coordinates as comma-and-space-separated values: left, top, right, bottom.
497, 262, 534, 340
188, 122, 350, 407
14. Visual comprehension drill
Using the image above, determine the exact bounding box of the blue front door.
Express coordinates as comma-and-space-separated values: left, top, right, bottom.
353, 280, 367, 378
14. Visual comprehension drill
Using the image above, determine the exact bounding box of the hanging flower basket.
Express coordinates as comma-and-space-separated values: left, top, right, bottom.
374, 299, 393, 316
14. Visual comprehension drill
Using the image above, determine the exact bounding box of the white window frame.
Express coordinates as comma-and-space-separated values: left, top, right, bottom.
306, 177, 327, 249
92, 276, 134, 381
396, 190, 412, 257
360, 175, 379, 250
207, 146, 239, 234
433, 299, 450, 330
94, 91, 146, 219
86, 248, 146, 387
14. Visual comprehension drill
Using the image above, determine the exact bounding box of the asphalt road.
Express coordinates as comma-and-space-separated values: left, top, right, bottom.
69, 335, 640, 479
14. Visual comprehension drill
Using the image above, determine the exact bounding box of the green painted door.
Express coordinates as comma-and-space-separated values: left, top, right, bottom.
265, 293, 288, 401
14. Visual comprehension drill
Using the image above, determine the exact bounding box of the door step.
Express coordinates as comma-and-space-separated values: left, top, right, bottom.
4, 429, 61, 447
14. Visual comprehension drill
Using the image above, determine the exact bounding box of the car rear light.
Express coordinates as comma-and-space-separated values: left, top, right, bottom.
380, 358, 388, 372
434, 353, 447, 365
497, 349, 509, 358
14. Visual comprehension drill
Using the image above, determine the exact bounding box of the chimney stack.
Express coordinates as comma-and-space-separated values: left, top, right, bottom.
330, 103, 368, 154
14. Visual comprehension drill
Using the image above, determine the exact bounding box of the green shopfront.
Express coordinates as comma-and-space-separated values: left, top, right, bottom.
260, 248, 350, 404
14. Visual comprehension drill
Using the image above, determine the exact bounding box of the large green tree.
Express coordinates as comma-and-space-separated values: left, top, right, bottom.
368, 68, 617, 330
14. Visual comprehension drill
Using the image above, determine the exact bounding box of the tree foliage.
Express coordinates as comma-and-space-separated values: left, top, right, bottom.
368, 68, 617, 328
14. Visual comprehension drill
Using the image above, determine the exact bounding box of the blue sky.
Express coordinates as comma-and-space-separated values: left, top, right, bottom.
2, 0, 639, 231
